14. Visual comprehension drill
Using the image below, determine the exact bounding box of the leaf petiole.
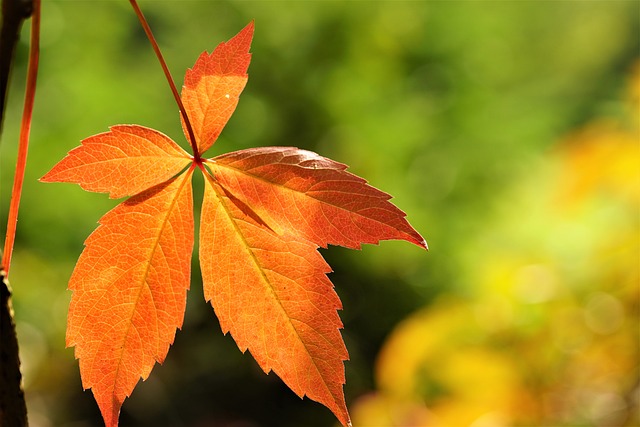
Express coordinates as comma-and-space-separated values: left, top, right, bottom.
128, 0, 201, 162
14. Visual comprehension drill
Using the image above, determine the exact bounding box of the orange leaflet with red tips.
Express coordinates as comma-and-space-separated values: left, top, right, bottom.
210, 146, 427, 249
181, 22, 253, 154
42, 21, 425, 427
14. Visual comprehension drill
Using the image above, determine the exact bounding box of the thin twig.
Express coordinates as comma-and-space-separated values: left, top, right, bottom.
1, 0, 40, 276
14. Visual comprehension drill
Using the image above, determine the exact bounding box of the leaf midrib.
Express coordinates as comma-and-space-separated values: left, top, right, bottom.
111, 168, 192, 397
205, 172, 339, 406
212, 162, 406, 241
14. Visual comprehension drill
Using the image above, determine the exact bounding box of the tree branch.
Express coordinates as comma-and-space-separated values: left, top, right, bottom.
1, 0, 34, 425
0, 266, 28, 426
1, 0, 33, 135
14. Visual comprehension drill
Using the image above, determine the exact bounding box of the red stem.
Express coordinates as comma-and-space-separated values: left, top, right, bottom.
128, 0, 200, 162
2, 0, 40, 277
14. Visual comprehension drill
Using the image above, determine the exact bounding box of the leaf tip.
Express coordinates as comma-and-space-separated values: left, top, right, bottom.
233, 21, 253, 49
236, 20, 255, 53
244, 19, 255, 36
40, 166, 59, 183
337, 405, 352, 427
420, 238, 429, 251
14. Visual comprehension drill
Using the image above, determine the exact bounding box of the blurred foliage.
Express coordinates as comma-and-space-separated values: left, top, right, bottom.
1, 1, 638, 427
352, 65, 640, 427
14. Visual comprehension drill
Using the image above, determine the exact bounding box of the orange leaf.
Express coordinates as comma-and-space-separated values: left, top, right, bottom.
66, 170, 194, 426
181, 22, 253, 154
41, 125, 191, 198
43, 20, 425, 427
210, 147, 427, 249
199, 174, 351, 426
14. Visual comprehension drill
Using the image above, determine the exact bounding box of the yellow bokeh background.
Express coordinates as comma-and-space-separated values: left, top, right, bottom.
350, 65, 640, 427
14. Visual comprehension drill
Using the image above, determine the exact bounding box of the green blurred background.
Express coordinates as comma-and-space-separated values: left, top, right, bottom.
1, 1, 638, 426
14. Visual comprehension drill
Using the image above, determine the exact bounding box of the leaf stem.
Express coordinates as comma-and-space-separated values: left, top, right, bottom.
2, 0, 40, 277
128, 0, 201, 162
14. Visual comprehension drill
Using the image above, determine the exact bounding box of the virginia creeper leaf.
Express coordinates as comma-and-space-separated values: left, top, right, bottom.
42, 21, 425, 427
41, 125, 191, 199
200, 174, 350, 426
65, 170, 194, 426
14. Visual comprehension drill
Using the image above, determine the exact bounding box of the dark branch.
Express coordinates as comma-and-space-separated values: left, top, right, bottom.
1, 1, 34, 425
1, 0, 33, 136
0, 267, 28, 427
